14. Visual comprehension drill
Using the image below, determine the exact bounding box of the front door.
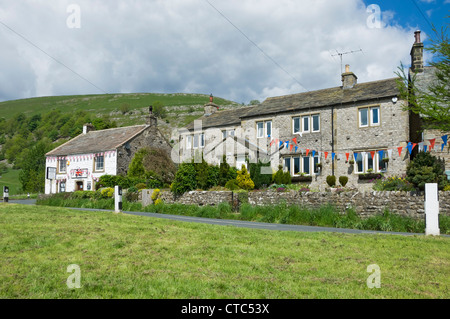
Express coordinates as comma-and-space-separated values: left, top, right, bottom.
76, 181, 84, 191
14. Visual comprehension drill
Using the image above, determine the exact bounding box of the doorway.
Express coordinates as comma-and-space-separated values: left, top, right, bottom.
76, 181, 84, 191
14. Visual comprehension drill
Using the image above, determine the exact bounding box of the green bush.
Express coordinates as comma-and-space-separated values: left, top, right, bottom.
170, 162, 197, 195
372, 176, 415, 191
100, 187, 114, 198
135, 183, 147, 190
225, 179, 240, 191
326, 175, 336, 187
249, 160, 272, 189
406, 152, 447, 190
444, 184, 450, 191
272, 165, 285, 184
282, 171, 292, 184
218, 156, 237, 186
339, 176, 348, 187
236, 165, 254, 190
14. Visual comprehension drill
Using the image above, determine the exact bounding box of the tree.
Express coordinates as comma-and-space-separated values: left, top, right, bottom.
249, 160, 272, 189
236, 164, 254, 190
152, 101, 167, 118
19, 139, 53, 193
396, 19, 450, 131
170, 161, 197, 195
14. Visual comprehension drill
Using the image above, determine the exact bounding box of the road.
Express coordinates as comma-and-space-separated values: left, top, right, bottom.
6, 199, 444, 237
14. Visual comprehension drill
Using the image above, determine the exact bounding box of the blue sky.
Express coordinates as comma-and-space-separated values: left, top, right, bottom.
363, 0, 449, 43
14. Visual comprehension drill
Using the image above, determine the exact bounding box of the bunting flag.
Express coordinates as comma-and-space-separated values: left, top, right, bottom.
294, 146, 298, 152
332, 152, 335, 161
312, 150, 316, 157
442, 143, 446, 151
423, 145, 428, 152
407, 142, 413, 155
289, 144, 293, 151
378, 150, 384, 159
345, 153, 349, 161
398, 146, 403, 156
354, 152, 358, 161
279, 141, 283, 147
370, 151, 375, 159
324, 152, 328, 160
285, 141, 289, 148
442, 134, 448, 146
270, 139, 274, 147
306, 149, 310, 156
429, 138, 436, 149
292, 137, 297, 144
387, 149, 392, 159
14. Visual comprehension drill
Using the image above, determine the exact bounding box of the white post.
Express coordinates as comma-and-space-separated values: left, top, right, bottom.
114, 185, 122, 213
424, 183, 440, 236
3, 186, 9, 203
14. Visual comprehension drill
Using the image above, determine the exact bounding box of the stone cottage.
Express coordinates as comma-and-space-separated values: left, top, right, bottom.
44, 110, 171, 194
177, 30, 447, 190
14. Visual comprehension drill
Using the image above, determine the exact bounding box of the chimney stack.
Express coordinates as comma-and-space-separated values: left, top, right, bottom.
147, 105, 157, 127
204, 94, 219, 116
410, 30, 424, 73
83, 123, 95, 134
341, 64, 358, 89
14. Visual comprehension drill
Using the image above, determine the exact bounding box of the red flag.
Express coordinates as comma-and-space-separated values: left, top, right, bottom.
270, 139, 274, 146
412, 143, 417, 150
292, 137, 297, 144
398, 147, 403, 156
290, 144, 293, 151
345, 153, 349, 161
306, 149, 310, 156
324, 152, 328, 160
370, 151, 375, 159
429, 138, 436, 149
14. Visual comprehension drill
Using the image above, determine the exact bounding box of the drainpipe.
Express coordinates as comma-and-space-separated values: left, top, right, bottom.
331, 105, 335, 176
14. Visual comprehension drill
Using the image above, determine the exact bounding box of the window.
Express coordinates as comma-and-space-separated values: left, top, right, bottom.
58, 159, 66, 173
95, 155, 104, 171
359, 106, 380, 127
222, 130, 235, 139
302, 115, 310, 133
284, 155, 320, 176
293, 114, 320, 134
359, 108, 369, 127
257, 120, 271, 138
59, 181, 66, 193
293, 117, 301, 134
200, 133, 205, 148
354, 150, 387, 173
312, 114, 320, 132
186, 135, 192, 149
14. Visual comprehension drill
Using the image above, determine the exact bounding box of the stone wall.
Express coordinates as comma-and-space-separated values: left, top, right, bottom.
147, 189, 450, 219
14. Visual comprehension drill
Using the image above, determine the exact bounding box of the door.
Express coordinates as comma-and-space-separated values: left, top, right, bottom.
76, 181, 84, 191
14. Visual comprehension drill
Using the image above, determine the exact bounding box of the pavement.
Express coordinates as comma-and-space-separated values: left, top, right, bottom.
6, 199, 448, 237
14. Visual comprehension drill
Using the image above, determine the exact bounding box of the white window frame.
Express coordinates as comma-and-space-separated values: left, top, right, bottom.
312, 114, 320, 132
186, 135, 192, 149
284, 155, 320, 176
359, 106, 380, 128
359, 108, 369, 128
257, 120, 271, 138
58, 159, 66, 173
354, 150, 387, 174
292, 117, 301, 134
302, 115, 310, 133
265, 121, 272, 137
95, 155, 104, 172
370, 106, 380, 126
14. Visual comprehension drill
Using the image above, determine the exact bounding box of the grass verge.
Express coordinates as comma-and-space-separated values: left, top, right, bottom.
1, 203, 449, 298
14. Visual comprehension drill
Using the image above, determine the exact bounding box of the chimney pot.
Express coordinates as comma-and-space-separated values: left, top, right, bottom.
83, 123, 95, 134
414, 30, 421, 44
410, 30, 424, 73
341, 64, 357, 89
345, 64, 350, 73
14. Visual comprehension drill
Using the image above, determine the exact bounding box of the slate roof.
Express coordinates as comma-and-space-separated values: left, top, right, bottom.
46, 125, 148, 156
185, 106, 255, 131
241, 77, 401, 119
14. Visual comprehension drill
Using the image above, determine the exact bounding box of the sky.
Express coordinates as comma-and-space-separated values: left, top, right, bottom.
0, 0, 448, 104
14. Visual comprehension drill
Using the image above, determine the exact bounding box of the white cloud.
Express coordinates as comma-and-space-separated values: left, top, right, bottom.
0, 0, 420, 104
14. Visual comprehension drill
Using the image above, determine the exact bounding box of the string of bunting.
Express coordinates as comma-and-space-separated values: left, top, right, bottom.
269, 134, 449, 160
46, 150, 117, 162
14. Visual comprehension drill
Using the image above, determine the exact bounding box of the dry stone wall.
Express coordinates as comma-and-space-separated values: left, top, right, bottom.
147, 189, 450, 219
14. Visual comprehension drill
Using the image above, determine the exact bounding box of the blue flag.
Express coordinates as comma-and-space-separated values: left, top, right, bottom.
442, 135, 448, 146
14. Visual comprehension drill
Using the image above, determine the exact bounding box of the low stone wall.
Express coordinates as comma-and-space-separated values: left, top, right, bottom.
142, 189, 450, 219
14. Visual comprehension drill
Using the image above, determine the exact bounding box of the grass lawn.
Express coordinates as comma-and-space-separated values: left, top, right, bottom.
1, 203, 449, 299
0, 169, 22, 195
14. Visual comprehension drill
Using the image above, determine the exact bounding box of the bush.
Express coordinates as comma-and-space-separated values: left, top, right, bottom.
272, 165, 285, 184
282, 171, 291, 184
249, 160, 272, 189
326, 175, 336, 187
100, 187, 114, 198
372, 176, 415, 191
170, 162, 197, 195
443, 184, 450, 191
339, 176, 348, 187
151, 189, 160, 201
225, 179, 240, 191
218, 155, 237, 186
236, 165, 254, 190
406, 152, 447, 190
135, 183, 147, 190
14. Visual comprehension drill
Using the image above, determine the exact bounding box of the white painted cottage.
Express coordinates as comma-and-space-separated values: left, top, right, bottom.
44, 112, 172, 194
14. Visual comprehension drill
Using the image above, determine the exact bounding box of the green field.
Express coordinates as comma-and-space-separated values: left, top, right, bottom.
0, 93, 239, 120
1, 203, 449, 299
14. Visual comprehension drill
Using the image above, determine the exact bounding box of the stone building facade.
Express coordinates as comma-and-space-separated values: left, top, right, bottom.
45, 111, 171, 194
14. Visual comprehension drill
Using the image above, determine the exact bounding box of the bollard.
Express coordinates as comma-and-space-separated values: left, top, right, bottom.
3, 186, 9, 203
424, 183, 440, 236
114, 185, 122, 213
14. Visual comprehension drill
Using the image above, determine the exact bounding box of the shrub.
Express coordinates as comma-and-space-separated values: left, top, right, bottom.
100, 187, 114, 198
272, 165, 285, 184
443, 184, 450, 191
218, 155, 237, 186
236, 165, 255, 190
406, 151, 447, 190
326, 175, 336, 187
154, 198, 163, 205
282, 171, 292, 184
171, 162, 197, 195
372, 176, 415, 191
339, 176, 348, 187
249, 160, 272, 189
135, 183, 147, 190
151, 189, 160, 201
225, 179, 240, 191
